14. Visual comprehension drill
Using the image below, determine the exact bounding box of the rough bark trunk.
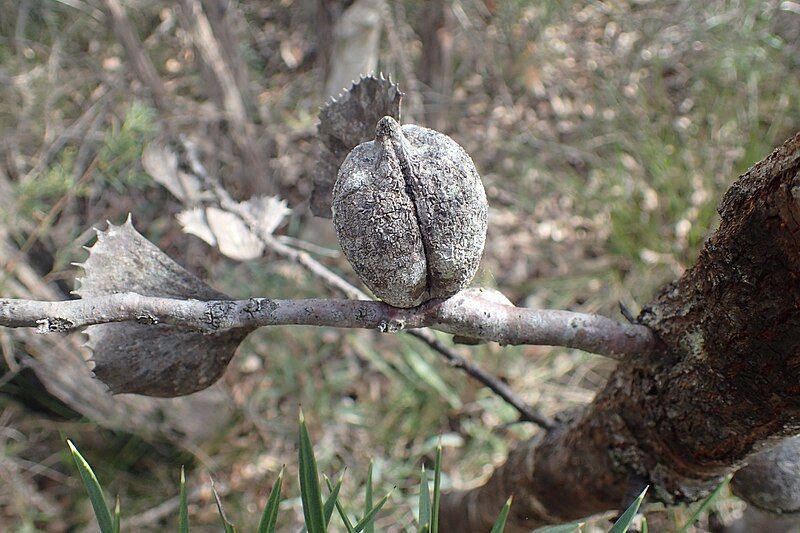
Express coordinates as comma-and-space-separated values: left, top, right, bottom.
440, 132, 800, 531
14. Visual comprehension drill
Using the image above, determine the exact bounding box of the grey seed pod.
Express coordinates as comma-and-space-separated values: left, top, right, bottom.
332, 116, 488, 307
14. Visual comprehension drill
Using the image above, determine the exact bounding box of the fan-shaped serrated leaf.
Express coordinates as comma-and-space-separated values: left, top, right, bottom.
313, 74, 403, 217
78, 218, 250, 397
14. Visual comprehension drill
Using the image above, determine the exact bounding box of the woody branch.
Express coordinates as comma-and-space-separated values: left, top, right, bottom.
0, 291, 656, 361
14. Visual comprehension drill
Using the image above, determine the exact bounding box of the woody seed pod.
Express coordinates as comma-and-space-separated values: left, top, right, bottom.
332, 116, 488, 308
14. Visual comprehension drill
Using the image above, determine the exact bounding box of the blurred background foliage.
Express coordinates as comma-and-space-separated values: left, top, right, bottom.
0, 0, 798, 530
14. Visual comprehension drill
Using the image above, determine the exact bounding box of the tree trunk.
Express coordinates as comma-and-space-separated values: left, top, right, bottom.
440, 132, 800, 531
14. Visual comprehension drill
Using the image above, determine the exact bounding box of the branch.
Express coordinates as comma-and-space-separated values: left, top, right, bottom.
101, 0, 168, 110
404, 329, 555, 429
0, 292, 656, 360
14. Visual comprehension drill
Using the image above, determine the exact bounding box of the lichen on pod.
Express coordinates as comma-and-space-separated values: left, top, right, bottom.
332, 116, 488, 308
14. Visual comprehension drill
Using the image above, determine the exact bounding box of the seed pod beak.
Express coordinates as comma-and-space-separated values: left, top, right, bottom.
375, 116, 403, 142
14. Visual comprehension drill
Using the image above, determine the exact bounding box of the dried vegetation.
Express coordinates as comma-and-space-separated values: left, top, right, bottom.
0, 0, 798, 530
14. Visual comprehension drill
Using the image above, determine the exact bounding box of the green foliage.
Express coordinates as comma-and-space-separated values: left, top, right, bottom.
490, 496, 513, 533
532, 523, 584, 533
418, 466, 431, 532
325, 476, 356, 533
678, 475, 731, 532
212, 480, 237, 533
13, 147, 89, 218
96, 100, 158, 191
322, 471, 345, 527
431, 442, 443, 533
64, 429, 667, 533
179, 466, 189, 533
364, 460, 374, 533
65, 413, 516, 531
12, 100, 156, 223
257, 466, 284, 533
412, 441, 486, 533
66, 440, 114, 533
298, 409, 326, 533
609, 486, 648, 533
113, 496, 120, 533
353, 488, 393, 533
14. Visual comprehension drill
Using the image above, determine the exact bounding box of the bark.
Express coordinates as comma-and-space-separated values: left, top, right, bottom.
440, 132, 800, 531
0, 291, 655, 359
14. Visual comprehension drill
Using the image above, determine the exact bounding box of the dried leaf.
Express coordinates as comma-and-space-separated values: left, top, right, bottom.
177, 196, 289, 261
77, 218, 251, 397
142, 144, 206, 203
176, 208, 219, 248
242, 196, 292, 237
312, 74, 403, 218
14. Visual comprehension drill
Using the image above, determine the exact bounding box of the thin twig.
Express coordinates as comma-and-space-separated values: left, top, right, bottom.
178, 0, 268, 194
179, 0, 248, 125
101, 0, 168, 110
410, 330, 555, 429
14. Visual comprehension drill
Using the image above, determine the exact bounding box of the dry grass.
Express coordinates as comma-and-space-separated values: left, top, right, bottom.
0, 0, 797, 530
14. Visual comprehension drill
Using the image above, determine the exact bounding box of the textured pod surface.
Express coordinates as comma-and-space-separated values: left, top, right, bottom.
332, 116, 487, 307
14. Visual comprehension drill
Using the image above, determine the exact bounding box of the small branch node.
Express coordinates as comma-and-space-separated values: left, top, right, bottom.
204, 301, 235, 331
378, 319, 405, 333
35, 317, 75, 334
136, 314, 159, 325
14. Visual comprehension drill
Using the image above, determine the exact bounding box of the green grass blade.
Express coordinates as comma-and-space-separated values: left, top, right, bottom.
113, 496, 120, 533
353, 488, 394, 533
258, 466, 285, 533
431, 442, 442, 533
642, 515, 648, 533
678, 474, 731, 532
609, 486, 648, 533
418, 466, 431, 532
67, 440, 114, 533
179, 466, 189, 533
489, 496, 513, 533
211, 480, 236, 533
325, 475, 356, 533
322, 472, 345, 527
298, 409, 326, 533
364, 460, 374, 533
